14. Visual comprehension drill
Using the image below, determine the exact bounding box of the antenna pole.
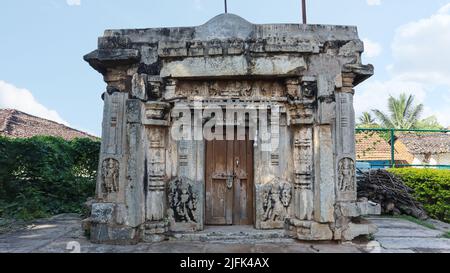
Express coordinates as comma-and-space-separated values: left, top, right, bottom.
225, 0, 228, 13
302, 0, 307, 24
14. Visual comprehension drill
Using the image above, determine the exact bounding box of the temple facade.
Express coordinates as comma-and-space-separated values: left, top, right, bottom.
83, 14, 380, 244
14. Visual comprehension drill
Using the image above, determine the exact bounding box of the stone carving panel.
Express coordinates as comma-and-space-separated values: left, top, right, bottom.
338, 158, 356, 192
175, 80, 286, 98
261, 178, 292, 226
168, 177, 199, 223
101, 158, 119, 197
103, 92, 127, 155
289, 104, 315, 125
301, 80, 317, 98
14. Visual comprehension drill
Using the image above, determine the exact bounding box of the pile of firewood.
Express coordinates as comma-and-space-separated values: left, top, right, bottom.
357, 169, 428, 220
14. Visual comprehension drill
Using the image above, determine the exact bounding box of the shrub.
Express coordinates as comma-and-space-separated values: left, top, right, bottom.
388, 168, 450, 223
0, 136, 100, 220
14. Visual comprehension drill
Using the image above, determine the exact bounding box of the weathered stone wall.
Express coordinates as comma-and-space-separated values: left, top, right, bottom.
84, 13, 378, 244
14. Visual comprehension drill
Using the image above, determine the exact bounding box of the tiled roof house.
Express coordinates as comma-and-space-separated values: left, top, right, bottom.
394, 133, 450, 167
0, 109, 97, 140
356, 132, 410, 168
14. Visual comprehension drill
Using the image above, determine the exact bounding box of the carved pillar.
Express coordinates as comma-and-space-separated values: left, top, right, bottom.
313, 124, 335, 223
124, 99, 146, 229
142, 102, 171, 241
285, 79, 334, 241
332, 72, 379, 241
289, 101, 315, 222
88, 70, 146, 244
98, 91, 128, 202
293, 126, 314, 220
335, 73, 357, 202
145, 131, 166, 222
146, 126, 167, 221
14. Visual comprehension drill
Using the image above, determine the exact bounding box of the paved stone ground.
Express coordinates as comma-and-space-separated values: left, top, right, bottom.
0, 214, 448, 253
368, 217, 450, 253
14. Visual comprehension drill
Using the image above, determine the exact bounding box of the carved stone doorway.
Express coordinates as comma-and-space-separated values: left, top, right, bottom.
205, 128, 254, 226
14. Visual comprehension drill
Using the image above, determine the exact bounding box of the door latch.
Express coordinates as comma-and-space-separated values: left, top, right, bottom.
226, 173, 235, 189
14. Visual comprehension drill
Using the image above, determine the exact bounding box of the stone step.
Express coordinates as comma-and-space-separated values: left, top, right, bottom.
167, 227, 295, 243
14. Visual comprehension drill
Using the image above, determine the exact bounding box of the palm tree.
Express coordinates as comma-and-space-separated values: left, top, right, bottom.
372, 93, 424, 129
358, 112, 376, 127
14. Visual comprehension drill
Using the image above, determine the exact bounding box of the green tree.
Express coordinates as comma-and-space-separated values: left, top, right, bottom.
415, 116, 444, 130
372, 93, 424, 129
0, 136, 100, 220
357, 112, 379, 128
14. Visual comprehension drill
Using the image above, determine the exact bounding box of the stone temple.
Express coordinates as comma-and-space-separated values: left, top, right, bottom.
83, 14, 380, 244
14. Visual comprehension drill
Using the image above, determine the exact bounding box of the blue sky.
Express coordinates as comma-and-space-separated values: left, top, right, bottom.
1, 0, 450, 136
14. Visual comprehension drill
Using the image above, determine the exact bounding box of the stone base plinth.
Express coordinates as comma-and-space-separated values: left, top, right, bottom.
89, 223, 141, 245
285, 217, 378, 242
83, 202, 142, 245
143, 221, 169, 243
285, 219, 334, 241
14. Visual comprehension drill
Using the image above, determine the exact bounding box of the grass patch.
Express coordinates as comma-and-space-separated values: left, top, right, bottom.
394, 215, 437, 230
443, 231, 450, 239
0, 218, 28, 235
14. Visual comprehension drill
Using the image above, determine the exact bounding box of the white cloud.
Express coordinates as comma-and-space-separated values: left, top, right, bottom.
391, 3, 450, 86
355, 4, 450, 127
362, 38, 382, 58
423, 105, 450, 129
0, 80, 69, 125
355, 79, 427, 118
366, 0, 381, 6
66, 0, 81, 6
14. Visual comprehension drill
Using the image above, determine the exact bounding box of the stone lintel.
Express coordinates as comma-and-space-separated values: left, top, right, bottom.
142, 119, 169, 127
160, 55, 306, 78
343, 64, 374, 86
158, 41, 188, 57
84, 49, 140, 74
98, 36, 133, 49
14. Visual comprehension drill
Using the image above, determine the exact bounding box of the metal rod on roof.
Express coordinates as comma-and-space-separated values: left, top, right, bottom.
302, 0, 307, 24
225, 0, 228, 13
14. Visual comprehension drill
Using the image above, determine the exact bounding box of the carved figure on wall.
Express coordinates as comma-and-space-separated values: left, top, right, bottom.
168, 177, 198, 223
262, 178, 292, 222
338, 158, 355, 192
101, 158, 119, 194
281, 183, 292, 207
301, 81, 317, 97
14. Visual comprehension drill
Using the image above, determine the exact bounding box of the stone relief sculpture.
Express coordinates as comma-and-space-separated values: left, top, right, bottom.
262, 178, 292, 222
301, 80, 317, 97
338, 158, 355, 192
168, 177, 198, 223
101, 158, 119, 195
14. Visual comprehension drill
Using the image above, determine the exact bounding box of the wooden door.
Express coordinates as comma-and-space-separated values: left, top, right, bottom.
205, 131, 254, 225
